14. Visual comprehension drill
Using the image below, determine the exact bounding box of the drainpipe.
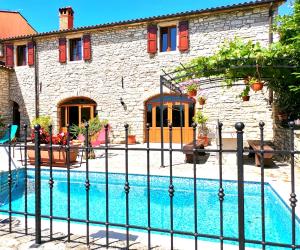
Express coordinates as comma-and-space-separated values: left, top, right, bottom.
32, 37, 39, 118
268, 2, 274, 104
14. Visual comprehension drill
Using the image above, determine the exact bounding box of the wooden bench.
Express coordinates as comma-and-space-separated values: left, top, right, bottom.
183, 142, 206, 163
247, 140, 274, 167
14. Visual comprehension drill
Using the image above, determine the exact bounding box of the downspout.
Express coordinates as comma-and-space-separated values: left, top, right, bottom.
268, 2, 274, 104
32, 37, 39, 118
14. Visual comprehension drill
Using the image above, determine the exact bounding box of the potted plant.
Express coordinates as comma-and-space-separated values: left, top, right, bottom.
28, 128, 79, 167
127, 125, 136, 144
70, 116, 109, 159
198, 91, 207, 105
186, 82, 198, 97
192, 111, 209, 146
249, 77, 264, 92
239, 85, 250, 101
275, 95, 290, 122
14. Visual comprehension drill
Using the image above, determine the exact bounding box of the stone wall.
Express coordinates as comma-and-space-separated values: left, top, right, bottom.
9, 5, 275, 142
0, 67, 10, 126
273, 126, 300, 167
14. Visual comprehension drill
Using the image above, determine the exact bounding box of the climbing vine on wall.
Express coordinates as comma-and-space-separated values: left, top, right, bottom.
177, 0, 300, 118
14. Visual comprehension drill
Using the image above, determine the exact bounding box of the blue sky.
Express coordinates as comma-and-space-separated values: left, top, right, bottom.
0, 0, 294, 32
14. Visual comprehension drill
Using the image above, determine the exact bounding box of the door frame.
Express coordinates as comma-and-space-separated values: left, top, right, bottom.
58, 97, 97, 132
144, 93, 195, 143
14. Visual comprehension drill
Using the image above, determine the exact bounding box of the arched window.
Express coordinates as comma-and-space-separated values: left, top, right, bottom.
58, 97, 96, 131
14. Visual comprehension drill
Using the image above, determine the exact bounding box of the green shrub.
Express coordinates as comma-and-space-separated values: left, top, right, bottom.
31, 116, 52, 132
0, 114, 5, 129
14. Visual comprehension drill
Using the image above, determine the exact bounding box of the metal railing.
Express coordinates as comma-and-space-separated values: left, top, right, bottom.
0, 122, 299, 250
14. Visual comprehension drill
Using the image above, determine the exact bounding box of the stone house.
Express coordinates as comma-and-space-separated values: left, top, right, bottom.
0, 0, 286, 144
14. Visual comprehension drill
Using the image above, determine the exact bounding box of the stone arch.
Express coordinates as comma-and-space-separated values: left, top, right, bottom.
9, 97, 28, 134
57, 96, 97, 132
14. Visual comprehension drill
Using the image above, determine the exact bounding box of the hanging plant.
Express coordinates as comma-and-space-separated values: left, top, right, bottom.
198, 90, 208, 105
239, 85, 250, 101
198, 96, 206, 105
186, 82, 198, 97
249, 77, 264, 92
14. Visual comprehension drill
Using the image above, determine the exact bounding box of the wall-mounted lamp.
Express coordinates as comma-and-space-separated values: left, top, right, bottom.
120, 97, 127, 111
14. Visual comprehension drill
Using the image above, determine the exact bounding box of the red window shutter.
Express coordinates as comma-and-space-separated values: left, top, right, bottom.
147, 25, 157, 54
28, 42, 35, 66
59, 38, 67, 63
178, 21, 189, 52
83, 34, 91, 61
5, 44, 14, 67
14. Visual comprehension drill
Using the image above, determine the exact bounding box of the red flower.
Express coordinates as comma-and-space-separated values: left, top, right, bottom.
31, 129, 69, 145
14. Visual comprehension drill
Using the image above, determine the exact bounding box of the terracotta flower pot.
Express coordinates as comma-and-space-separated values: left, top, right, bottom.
187, 90, 197, 97
242, 96, 250, 101
251, 82, 264, 92
197, 135, 209, 147
128, 135, 136, 144
199, 98, 206, 105
28, 144, 78, 167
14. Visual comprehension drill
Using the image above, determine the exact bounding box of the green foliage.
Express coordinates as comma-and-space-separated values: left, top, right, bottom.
193, 110, 208, 125
186, 83, 198, 92
70, 116, 108, 139
31, 116, 52, 132
239, 85, 250, 97
176, 1, 300, 117
0, 114, 5, 129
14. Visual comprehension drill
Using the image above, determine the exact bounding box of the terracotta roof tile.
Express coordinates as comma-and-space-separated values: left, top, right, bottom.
0, 10, 37, 39
0, 0, 285, 41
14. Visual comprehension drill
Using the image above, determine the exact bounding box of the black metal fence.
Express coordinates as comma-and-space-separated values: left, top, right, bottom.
0, 122, 299, 250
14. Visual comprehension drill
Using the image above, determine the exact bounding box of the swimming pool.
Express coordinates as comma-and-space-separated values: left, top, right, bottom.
0, 168, 299, 249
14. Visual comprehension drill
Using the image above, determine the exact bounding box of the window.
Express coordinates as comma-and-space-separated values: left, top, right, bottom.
160, 26, 177, 52
0, 44, 3, 57
17, 45, 27, 66
69, 38, 82, 61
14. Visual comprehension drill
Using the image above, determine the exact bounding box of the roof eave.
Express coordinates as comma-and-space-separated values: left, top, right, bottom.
0, 0, 286, 42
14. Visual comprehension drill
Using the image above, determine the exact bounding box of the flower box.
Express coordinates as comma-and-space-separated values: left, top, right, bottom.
27, 144, 79, 167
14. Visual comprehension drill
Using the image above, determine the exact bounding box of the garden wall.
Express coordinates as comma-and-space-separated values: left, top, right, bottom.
0, 66, 11, 126
9, 4, 275, 142
274, 125, 300, 168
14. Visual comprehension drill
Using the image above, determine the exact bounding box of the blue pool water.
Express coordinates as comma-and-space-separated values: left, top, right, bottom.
0, 169, 299, 249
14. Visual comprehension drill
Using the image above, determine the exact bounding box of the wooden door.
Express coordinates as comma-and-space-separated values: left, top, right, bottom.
146, 96, 194, 143
60, 104, 95, 132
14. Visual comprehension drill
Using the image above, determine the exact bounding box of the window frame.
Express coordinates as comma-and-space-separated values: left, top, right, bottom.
69, 37, 83, 62
16, 44, 27, 67
158, 22, 178, 53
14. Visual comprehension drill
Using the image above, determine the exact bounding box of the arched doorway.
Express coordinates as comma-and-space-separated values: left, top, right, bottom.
12, 102, 20, 137
58, 97, 97, 132
145, 94, 195, 143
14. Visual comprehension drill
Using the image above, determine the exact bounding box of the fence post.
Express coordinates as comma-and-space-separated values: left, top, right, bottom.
34, 124, 41, 245
235, 122, 245, 250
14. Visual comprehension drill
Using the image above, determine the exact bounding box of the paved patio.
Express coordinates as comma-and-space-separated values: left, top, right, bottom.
0, 143, 299, 249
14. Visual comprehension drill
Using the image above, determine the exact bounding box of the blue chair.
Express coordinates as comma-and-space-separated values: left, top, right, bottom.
0, 125, 18, 144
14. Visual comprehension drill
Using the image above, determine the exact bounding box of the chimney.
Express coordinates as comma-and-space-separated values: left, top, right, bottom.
59, 7, 74, 30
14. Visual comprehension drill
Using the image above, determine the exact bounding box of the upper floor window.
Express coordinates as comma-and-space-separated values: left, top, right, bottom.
69, 38, 82, 61
147, 21, 189, 54
17, 45, 26, 66
160, 26, 177, 52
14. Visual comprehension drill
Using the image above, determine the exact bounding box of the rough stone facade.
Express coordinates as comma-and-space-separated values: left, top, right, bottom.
8, 5, 275, 142
274, 125, 300, 167
0, 67, 11, 125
